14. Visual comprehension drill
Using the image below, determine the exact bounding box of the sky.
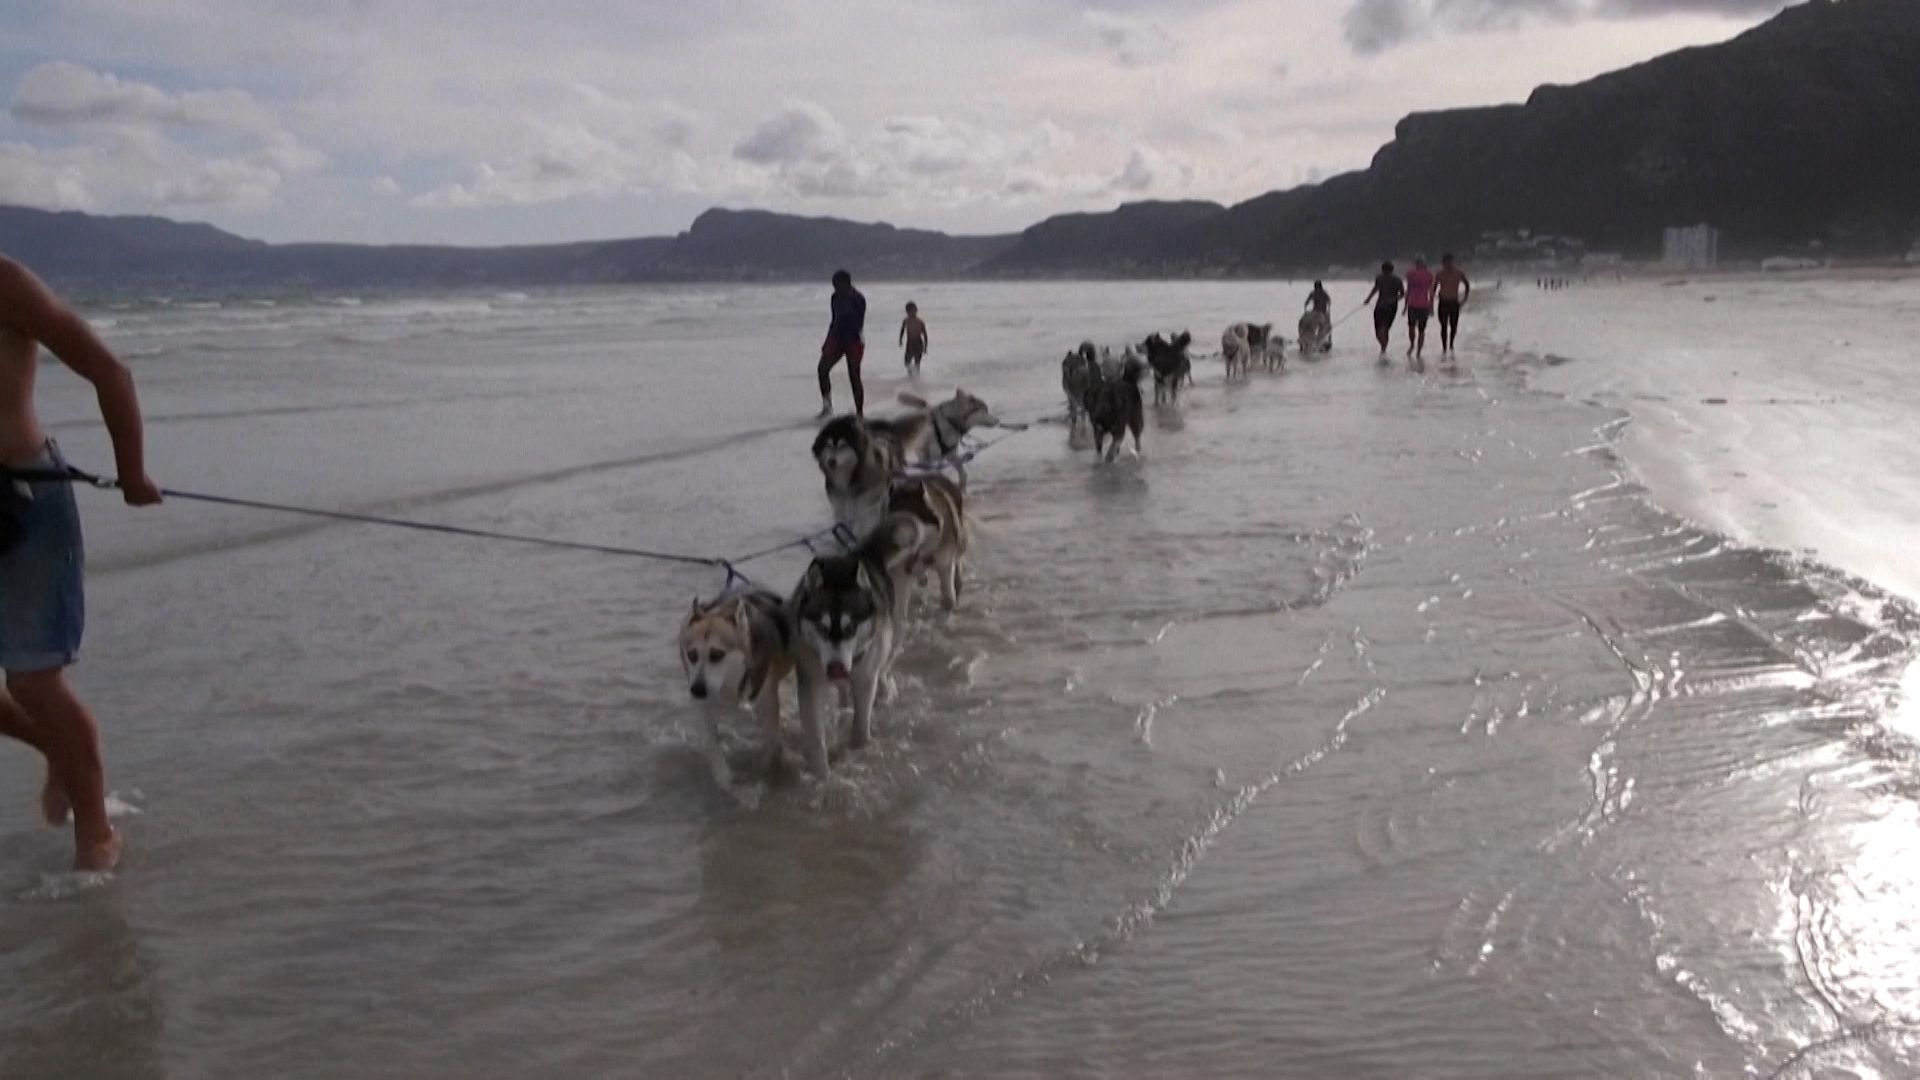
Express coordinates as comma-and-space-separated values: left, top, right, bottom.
0, 0, 1794, 246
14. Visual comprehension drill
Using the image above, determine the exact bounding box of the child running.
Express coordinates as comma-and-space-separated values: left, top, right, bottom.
899, 301, 929, 376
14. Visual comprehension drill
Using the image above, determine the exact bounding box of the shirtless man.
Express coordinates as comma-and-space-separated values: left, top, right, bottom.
0, 256, 160, 871
1434, 253, 1472, 358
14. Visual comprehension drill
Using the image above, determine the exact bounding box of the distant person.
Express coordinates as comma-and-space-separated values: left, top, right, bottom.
1404, 255, 1435, 366
1304, 281, 1332, 315
0, 255, 162, 872
1363, 261, 1404, 360
898, 301, 928, 376
817, 269, 867, 418
1434, 253, 1472, 357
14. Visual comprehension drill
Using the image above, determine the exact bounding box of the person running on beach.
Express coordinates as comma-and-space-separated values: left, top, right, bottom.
0, 256, 161, 872
899, 301, 928, 376
1435, 253, 1472, 358
1363, 261, 1404, 360
1404, 255, 1436, 367
1305, 281, 1332, 315
817, 269, 867, 418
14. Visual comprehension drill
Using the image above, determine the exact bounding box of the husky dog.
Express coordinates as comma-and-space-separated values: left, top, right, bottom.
814, 391, 997, 533
789, 514, 925, 774
896, 388, 999, 482
1142, 332, 1194, 405
1298, 310, 1333, 355
889, 473, 969, 610
1062, 344, 1099, 432
678, 588, 797, 790
1223, 323, 1279, 379
1081, 351, 1147, 462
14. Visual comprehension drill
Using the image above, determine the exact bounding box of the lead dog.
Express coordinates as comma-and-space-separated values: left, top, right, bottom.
789, 514, 926, 774
678, 588, 797, 790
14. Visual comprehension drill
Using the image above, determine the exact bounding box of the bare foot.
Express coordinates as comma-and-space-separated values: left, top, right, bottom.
75, 827, 123, 873
40, 767, 70, 826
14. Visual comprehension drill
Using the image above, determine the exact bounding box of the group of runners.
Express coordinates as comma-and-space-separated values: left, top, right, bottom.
1364, 254, 1472, 368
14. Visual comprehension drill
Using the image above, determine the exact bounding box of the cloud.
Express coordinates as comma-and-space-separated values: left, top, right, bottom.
733, 103, 845, 166
1106, 144, 1194, 196
0, 129, 301, 211
12, 61, 281, 137
4, 62, 322, 212
413, 123, 700, 209
1083, 9, 1178, 68
1344, 0, 1422, 55
1342, 0, 1792, 52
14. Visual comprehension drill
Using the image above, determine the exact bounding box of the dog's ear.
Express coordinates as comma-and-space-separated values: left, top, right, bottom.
689, 596, 703, 619
733, 598, 754, 644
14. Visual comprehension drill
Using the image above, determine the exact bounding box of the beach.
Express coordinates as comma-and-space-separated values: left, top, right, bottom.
1, 279, 1916, 1079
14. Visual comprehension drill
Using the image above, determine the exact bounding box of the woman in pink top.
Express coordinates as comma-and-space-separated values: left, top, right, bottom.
1403, 256, 1436, 368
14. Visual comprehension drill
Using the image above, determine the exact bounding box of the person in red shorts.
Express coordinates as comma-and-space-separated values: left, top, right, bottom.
817, 269, 867, 418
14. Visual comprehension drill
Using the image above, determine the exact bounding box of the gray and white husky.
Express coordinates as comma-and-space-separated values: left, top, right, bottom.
813, 390, 998, 535
788, 513, 926, 775
678, 588, 797, 791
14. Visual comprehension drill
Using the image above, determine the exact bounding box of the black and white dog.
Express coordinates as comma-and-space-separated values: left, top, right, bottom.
788, 513, 925, 774
1142, 332, 1193, 405
1080, 351, 1147, 461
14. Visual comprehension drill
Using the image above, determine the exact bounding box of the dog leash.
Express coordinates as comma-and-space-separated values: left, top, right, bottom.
2, 462, 836, 588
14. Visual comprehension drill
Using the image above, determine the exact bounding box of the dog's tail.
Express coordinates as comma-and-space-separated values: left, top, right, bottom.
896, 391, 930, 409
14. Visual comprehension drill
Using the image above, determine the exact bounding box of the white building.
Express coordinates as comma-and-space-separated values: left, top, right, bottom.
1663, 224, 1720, 270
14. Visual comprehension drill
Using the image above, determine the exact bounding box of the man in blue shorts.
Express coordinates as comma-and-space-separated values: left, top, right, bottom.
0, 256, 161, 871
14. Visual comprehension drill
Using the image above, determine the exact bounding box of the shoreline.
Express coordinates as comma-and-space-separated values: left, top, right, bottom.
1482, 277, 1920, 609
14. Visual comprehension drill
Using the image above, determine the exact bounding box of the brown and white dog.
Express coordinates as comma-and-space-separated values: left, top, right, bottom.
1222, 322, 1279, 379
678, 588, 797, 791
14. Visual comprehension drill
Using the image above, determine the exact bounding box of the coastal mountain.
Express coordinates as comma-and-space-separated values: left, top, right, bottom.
3, 0, 1916, 287
991, 0, 1920, 272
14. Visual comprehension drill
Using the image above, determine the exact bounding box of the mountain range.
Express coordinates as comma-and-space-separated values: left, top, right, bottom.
4, 0, 1916, 289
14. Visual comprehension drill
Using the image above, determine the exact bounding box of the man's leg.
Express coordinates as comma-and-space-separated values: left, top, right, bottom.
7, 669, 118, 871
0, 688, 67, 825
847, 350, 866, 418
817, 347, 841, 416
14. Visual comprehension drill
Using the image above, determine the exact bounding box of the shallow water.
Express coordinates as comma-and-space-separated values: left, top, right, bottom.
3, 283, 1917, 1079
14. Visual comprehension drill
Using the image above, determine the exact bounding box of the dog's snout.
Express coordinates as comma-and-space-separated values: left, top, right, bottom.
690, 680, 709, 700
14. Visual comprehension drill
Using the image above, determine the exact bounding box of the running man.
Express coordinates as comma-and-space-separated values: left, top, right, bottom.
898, 301, 928, 376
1363, 261, 1404, 360
1435, 253, 1472, 357
1404, 255, 1435, 367
0, 255, 161, 872
817, 269, 867, 418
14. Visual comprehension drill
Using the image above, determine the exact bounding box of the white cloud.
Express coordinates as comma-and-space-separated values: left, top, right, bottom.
3, 61, 322, 212
12, 61, 283, 138
1083, 9, 1178, 68
0, 0, 1783, 241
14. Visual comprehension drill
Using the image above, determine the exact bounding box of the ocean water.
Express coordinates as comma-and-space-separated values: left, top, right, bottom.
2, 282, 1917, 1079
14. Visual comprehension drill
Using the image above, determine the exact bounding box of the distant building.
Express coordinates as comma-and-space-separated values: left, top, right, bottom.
1663, 224, 1720, 270
1474, 229, 1587, 266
